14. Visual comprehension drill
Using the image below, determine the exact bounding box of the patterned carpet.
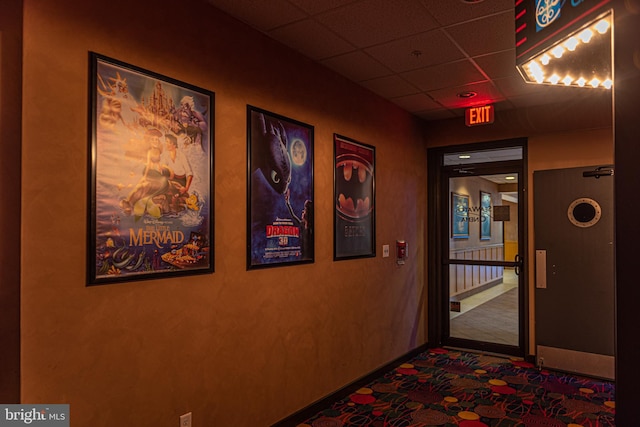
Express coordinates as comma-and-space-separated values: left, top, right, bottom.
297, 348, 615, 427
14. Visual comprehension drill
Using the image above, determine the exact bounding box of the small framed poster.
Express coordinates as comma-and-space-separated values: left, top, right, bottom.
451, 192, 469, 239
334, 134, 376, 260
480, 191, 492, 240
247, 106, 314, 269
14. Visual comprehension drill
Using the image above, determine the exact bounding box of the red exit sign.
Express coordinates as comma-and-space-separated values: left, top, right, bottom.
465, 105, 494, 126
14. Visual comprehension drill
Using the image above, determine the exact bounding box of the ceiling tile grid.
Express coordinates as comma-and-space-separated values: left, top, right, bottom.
206, 0, 612, 122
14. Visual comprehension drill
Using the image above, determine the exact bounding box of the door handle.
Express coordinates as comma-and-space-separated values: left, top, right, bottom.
514, 254, 523, 276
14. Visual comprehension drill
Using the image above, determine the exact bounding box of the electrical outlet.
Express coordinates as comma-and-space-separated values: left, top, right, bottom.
383, 245, 390, 258
180, 412, 192, 427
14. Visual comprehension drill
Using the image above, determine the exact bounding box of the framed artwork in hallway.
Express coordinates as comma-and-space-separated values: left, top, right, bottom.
333, 134, 376, 260
480, 190, 492, 240
246, 105, 314, 269
88, 53, 215, 285
451, 192, 469, 239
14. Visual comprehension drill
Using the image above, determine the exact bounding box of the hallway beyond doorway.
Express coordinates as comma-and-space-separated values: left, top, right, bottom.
450, 269, 518, 346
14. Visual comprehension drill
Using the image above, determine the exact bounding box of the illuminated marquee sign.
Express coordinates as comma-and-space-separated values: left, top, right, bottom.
465, 105, 495, 127
515, 0, 612, 64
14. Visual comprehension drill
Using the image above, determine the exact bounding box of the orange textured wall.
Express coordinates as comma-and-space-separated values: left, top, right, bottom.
20, 0, 427, 425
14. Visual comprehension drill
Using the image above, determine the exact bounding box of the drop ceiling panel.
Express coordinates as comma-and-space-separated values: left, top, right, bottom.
445, 11, 515, 57
321, 51, 393, 82
428, 81, 505, 109
421, 0, 514, 27
288, 0, 359, 14
315, 0, 440, 48
209, 0, 306, 31
416, 108, 457, 121
364, 29, 466, 73
473, 50, 521, 80
391, 93, 443, 112
269, 19, 355, 60
494, 76, 548, 99
359, 75, 420, 99
402, 60, 487, 92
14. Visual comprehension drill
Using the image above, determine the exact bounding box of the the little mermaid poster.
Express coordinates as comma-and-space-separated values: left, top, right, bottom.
88, 53, 214, 285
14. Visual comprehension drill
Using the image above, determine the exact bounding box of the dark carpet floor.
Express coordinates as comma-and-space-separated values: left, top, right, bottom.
297, 348, 615, 427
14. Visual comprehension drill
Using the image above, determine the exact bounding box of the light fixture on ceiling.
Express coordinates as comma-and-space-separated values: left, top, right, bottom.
518, 11, 613, 89
505, 176, 516, 180
459, 154, 471, 159
456, 91, 477, 99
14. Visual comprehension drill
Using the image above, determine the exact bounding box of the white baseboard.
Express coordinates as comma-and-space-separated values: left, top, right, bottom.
536, 345, 614, 380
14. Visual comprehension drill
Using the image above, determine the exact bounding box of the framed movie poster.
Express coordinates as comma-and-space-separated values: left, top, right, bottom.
451, 193, 469, 239
247, 106, 314, 269
334, 134, 375, 260
480, 191, 492, 240
88, 53, 214, 285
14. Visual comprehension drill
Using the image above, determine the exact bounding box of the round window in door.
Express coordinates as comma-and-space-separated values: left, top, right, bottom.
567, 197, 602, 228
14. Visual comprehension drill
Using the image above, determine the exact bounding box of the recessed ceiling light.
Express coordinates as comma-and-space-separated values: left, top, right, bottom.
505, 176, 516, 180
457, 91, 477, 99
459, 155, 471, 159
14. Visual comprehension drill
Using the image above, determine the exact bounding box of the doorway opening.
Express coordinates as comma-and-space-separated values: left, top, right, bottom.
428, 138, 527, 357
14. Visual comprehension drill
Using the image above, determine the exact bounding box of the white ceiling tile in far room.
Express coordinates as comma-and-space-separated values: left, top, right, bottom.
364, 29, 466, 73
402, 59, 487, 92
420, 0, 513, 26
444, 10, 515, 57
206, 0, 307, 31
359, 75, 420, 99
315, 0, 440, 48
268, 19, 355, 60
321, 51, 393, 82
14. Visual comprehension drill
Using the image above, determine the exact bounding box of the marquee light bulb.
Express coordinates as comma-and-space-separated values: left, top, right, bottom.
564, 37, 579, 51
549, 74, 561, 84
551, 45, 565, 58
578, 29, 593, 43
562, 76, 573, 85
595, 19, 610, 34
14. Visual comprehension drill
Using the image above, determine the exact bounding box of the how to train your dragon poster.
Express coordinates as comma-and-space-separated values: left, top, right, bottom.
247, 106, 314, 269
88, 53, 214, 285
